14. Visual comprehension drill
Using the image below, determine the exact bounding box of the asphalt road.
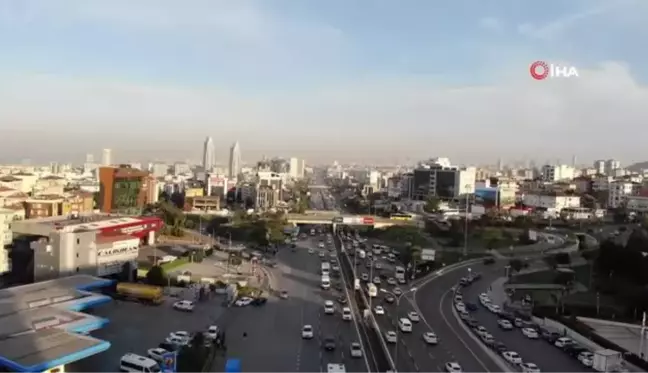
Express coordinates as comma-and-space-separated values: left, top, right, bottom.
460, 265, 591, 372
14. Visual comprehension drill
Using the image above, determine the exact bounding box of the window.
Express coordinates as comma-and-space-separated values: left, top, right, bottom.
77, 238, 80, 244
76, 253, 79, 258
76, 267, 79, 272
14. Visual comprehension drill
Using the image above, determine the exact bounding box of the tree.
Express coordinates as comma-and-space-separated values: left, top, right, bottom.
146, 265, 167, 286
424, 196, 440, 213
178, 332, 209, 371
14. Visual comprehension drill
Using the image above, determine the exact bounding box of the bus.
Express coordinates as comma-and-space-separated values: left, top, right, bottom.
390, 213, 413, 221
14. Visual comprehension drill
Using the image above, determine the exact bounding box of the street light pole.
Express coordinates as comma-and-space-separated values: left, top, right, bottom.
463, 184, 471, 257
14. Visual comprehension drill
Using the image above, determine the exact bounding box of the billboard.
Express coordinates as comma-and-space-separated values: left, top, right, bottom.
421, 249, 436, 262
474, 187, 498, 208
362, 216, 375, 225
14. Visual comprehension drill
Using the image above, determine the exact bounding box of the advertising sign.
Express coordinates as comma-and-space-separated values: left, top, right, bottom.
160, 351, 178, 372
421, 249, 436, 262
362, 216, 375, 225
97, 246, 139, 258
342, 217, 355, 224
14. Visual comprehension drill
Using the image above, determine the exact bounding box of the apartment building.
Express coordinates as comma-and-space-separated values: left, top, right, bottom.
522, 192, 581, 211
0, 208, 13, 274
541, 165, 575, 182
608, 181, 641, 209
412, 159, 475, 201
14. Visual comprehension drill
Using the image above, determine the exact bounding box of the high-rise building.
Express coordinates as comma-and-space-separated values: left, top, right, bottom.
203, 137, 215, 171
101, 148, 112, 166
289, 157, 305, 179
229, 141, 241, 179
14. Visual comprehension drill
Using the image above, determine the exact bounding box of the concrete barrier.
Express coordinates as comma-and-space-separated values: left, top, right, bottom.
532, 316, 602, 351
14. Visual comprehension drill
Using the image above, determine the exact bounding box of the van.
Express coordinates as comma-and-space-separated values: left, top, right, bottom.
398, 318, 412, 333
120, 353, 161, 372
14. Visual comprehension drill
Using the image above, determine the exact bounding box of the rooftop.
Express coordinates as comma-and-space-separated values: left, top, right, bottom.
27, 214, 144, 230
0, 176, 21, 182
0, 275, 114, 372
96, 232, 138, 244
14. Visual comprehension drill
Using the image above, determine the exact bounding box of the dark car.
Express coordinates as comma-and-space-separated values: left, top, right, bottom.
159, 342, 180, 352
323, 337, 336, 350
334, 283, 343, 291
483, 257, 495, 265
493, 342, 508, 353
565, 345, 588, 358
466, 319, 479, 328
252, 297, 267, 306
465, 303, 478, 312
385, 295, 395, 303
540, 329, 561, 343
337, 296, 347, 305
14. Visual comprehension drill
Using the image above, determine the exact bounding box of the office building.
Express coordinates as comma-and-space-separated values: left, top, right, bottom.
229, 142, 242, 179
412, 159, 475, 201
101, 149, 112, 166
203, 137, 215, 172
289, 157, 305, 179
98, 166, 155, 213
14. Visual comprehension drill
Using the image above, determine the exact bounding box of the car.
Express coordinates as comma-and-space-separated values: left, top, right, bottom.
522, 327, 539, 339
330, 252, 336, 258
373, 277, 381, 285
280, 290, 289, 299
423, 332, 438, 345
375, 263, 382, 269
308, 248, 314, 254
398, 278, 406, 284
323, 337, 336, 350
251, 297, 267, 306
514, 318, 524, 328
554, 337, 573, 348
498, 319, 513, 330
488, 304, 501, 314
565, 345, 589, 358
385, 331, 397, 343
466, 319, 479, 328
502, 351, 522, 365
455, 302, 466, 312
454, 294, 463, 303
147, 347, 168, 362
578, 351, 594, 365
361, 273, 369, 281
324, 301, 335, 314
407, 311, 420, 322
465, 302, 478, 311
319, 243, 325, 248
235, 297, 254, 307
520, 362, 541, 373
445, 362, 462, 372
169, 331, 190, 340
350, 342, 363, 358
387, 278, 397, 285
540, 329, 561, 343
493, 342, 508, 353
481, 333, 495, 345
166, 335, 190, 346
474, 326, 488, 336
205, 325, 219, 340
393, 287, 402, 295
173, 300, 194, 312
319, 251, 325, 258
374, 305, 385, 315
337, 296, 347, 305
385, 294, 395, 303
342, 307, 352, 321
302, 325, 314, 339
332, 265, 340, 271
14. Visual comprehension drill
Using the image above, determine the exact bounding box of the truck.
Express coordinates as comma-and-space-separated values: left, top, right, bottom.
116, 283, 164, 304
593, 349, 623, 372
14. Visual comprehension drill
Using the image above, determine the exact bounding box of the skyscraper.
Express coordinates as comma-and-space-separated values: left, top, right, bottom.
203, 137, 215, 171
229, 141, 241, 178
289, 157, 305, 179
102, 148, 112, 166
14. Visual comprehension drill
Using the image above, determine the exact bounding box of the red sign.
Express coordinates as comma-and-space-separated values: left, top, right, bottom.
362, 217, 375, 225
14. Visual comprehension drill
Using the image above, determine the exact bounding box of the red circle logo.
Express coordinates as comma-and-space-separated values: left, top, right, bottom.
530, 61, 549, 80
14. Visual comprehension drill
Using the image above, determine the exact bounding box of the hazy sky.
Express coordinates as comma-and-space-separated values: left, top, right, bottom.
0, 0, 647, 166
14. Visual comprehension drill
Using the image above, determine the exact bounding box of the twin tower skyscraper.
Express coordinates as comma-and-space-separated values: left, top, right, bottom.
203, 136, 241, 178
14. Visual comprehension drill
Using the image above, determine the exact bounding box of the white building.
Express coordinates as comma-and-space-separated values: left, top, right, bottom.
625, 195, 648, 213
0, 208, 12, 274
229, 142, 242, 179
541, 164, 575, 182
608, 181, 641, 209
289, 157, 305, 180
202, 136, 215, 172
522, 193, 581, 211
605, 159, 621, 175
101, 148, 112, 166
369, 170, 381, 190
593, 160, 606, 175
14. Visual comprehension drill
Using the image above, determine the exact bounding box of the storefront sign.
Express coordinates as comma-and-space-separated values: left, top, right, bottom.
97, 246, 138, 258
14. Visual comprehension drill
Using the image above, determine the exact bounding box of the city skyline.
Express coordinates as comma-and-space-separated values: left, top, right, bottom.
0, 0, 647, 164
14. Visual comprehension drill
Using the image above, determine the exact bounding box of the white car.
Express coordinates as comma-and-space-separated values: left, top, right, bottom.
205, 325, 219, 340
350, 342, 363, 358
445, 362, 462, 372
166, 335, 190, 346
342, 307, 352, 321
393, 287, 402, 295
455, 302, 466, 312
302, 325, 314, 339
522, 328, 539, 339
554, 337, 573, 348
385, 331, 397, 343
319, 243, 325, 248
407, 312, 420, 322
488, 304, 501, 314
498, 319, 513, 330
319, 251, 325, 258
578, 352, 594, 366
387, 278, 397, 285
521, 363, 541, 373
474, 326, 488, 336
373, 277, 381, 285
235, 297, 253, 307
147, 347, 168, 362
423, 332, 438, 345
170, 331, 190, 340
374, 306, 385, 315
173, 300, 194, 312
308, 248, 314, 254
324, 301, 335, 314
502, 351, 522, 365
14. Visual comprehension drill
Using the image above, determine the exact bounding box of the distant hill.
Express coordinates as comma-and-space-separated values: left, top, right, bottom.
627, 161, 648, 172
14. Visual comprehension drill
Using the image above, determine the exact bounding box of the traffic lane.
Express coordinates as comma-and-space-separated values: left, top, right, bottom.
462, 287, 589, 372
415, 264, 503, 372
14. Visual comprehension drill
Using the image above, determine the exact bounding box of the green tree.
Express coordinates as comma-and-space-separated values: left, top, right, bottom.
177, 332, 209, 371
424, 196, 441, 213
146, 265, 167, 286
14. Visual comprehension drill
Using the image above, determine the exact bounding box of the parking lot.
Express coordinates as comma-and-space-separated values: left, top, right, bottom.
68, 291, 227, 372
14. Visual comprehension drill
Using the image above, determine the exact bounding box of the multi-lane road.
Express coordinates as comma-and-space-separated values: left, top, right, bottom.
220, 235, 367, 372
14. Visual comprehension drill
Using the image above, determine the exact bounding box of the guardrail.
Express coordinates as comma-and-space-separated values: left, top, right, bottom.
336, 236, 393, 372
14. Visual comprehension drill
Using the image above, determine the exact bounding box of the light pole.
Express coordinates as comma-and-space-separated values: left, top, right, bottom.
463, 184, 471, 257
380, 287, 417, 373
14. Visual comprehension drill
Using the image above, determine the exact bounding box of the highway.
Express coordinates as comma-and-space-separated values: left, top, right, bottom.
458, 264, 590, 372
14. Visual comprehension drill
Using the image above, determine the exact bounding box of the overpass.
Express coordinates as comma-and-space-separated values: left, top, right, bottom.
286, 213, 416, 228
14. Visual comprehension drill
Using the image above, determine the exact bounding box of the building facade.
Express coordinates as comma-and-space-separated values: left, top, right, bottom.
229, 142, 242, 179
203, 136, 215, 172
0, 208, 13, 274
98, 166, 154, 213
521, 193, 581, 211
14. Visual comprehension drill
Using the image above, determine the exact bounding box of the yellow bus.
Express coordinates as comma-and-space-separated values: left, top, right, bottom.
390, 213, 412, 221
